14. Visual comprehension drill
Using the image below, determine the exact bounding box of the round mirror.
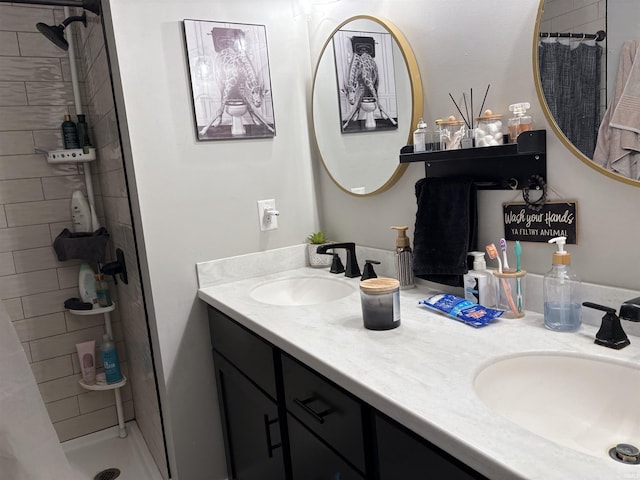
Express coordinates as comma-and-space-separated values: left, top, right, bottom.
534, 0, 640, 187
312, 15, 423, 196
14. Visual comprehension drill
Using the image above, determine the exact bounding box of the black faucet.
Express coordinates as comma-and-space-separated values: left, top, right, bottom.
583, 302, 630, 349
316, 242, 361, 278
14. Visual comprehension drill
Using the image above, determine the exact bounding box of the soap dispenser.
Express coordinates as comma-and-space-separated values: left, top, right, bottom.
463, 252, 497, 307
391, 226, 415, 289
543, 236, 581, 331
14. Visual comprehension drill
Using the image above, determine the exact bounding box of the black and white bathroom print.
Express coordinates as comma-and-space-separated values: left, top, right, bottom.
332, 29, 398, 134
184, 19, 276, 140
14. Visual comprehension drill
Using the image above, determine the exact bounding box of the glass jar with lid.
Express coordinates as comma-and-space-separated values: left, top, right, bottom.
474, 109, 504, 147
436, 117, 467, 150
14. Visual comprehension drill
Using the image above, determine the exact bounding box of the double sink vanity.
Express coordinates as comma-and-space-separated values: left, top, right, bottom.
197, 244, 640, 479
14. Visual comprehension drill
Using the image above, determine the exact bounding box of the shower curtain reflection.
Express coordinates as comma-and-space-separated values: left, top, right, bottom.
539, 38, 602, 158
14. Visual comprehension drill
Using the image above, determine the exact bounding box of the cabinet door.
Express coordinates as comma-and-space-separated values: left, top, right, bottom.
214, 351, 286, 480
208, 307, 277, 399
288, 413, 365, 480
375, 413, 487, 480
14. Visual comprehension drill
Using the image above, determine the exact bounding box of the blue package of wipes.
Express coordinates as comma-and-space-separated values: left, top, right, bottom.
418, 294, 503, 327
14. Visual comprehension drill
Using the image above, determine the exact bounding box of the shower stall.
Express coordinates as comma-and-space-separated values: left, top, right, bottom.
0, 1, 168, 477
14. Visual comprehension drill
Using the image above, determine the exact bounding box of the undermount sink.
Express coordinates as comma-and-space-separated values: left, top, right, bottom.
249, 276, 355, 306
474, 353, 640, 459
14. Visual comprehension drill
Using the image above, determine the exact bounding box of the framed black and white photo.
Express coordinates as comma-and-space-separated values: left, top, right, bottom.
332, 29, 398, 133
183, 19, 275, 141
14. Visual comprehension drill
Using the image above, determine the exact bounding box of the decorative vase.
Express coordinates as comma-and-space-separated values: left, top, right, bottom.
307, 243, 332, 268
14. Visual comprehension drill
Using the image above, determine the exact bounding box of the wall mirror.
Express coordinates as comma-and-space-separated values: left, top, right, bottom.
534, 0, 640, 186
312, 15, 423, 196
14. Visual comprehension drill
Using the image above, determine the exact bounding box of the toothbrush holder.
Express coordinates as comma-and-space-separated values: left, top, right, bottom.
493, 270, 527, 319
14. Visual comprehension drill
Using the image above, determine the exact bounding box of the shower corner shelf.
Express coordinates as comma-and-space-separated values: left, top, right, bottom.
41, 147, 96, 163
399, 129, 547, 190
80, 374, 127, 391
69, 303, 116, 316
69, 301, 128, 438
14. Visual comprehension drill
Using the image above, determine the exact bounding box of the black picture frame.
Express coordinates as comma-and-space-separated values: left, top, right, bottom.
183, 19, 276, 141
332, 29, 399, 134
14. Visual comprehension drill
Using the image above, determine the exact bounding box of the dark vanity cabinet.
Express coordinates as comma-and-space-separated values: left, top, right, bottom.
209, 308, 286, 480
208, 306, 486, 480
282, 354, 367, 479
374, 413, 487, 480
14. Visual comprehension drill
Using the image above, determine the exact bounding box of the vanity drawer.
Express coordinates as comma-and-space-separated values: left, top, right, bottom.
281, 353, 366, 473
208, 307, 277, 400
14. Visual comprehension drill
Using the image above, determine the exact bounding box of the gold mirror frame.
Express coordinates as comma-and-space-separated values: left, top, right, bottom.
533, 0, 640, 188
311, 15, 423, 196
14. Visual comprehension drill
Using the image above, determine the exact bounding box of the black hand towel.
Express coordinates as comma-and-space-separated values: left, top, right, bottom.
413, 176, 477, 287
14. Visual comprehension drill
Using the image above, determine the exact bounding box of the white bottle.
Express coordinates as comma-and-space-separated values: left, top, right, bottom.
78, 263, 98, 306
464, 252, 497, 307
71, 190, 92, 233
413, 118, 427, 153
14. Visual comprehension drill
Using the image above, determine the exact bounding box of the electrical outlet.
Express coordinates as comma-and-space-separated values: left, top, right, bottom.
257, 199, 278, 231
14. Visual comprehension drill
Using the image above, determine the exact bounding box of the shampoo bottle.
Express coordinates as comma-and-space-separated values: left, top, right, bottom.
543, 236, 581, 331
79, 263, 98, 306
464, 252, 497, 307
71, 190, 92, 233
95, 274, 112, 308
61, 114, 80, 149
100, 334, 122, 384
76, 114, 91, 148
391, 226, 415, 289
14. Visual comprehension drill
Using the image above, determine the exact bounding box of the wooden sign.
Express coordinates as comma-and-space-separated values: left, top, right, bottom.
503, 202, 578, 244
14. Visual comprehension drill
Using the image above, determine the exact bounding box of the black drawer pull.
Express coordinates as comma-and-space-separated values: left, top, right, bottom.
294, 396, 333, 424
263, 414, 281, 458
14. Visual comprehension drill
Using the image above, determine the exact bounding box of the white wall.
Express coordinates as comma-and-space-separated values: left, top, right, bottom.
104, 0, 640, 478
311, 0, 640, 290
104, 0, 317, 478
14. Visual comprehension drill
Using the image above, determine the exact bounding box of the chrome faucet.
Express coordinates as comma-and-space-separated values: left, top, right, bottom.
316, 242, 361, 278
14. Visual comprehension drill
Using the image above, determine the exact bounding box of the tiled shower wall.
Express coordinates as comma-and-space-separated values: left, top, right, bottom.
0, 4, 168, 478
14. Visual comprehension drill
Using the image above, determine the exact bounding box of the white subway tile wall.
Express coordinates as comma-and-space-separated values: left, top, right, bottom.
0, 5, 168, 478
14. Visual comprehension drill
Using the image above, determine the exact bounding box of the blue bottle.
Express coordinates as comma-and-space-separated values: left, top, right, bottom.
100, 334, 122, 383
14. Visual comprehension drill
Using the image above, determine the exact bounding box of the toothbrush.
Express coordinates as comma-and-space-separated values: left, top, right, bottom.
485, 243, 502, 273
486, 243, 519, 317
499, 238, 510, 271
514, 241, 523, 313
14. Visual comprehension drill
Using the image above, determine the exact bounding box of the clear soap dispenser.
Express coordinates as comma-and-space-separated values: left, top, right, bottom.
543, 236, 581, 331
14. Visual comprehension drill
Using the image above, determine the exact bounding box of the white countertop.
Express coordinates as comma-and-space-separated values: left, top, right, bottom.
197, 248, 640, 480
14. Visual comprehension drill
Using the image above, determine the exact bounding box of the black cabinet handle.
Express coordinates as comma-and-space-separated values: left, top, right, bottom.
263, 414, 281, 458
294, 396, 333, 424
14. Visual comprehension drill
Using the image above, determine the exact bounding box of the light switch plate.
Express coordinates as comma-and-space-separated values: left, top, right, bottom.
257, 199, 278, 231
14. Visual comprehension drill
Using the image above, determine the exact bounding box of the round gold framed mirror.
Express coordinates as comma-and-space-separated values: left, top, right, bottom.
311, 15, 423, 196
533, 0, 640, 187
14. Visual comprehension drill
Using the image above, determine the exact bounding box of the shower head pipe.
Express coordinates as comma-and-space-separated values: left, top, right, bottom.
1, 0, 100, 15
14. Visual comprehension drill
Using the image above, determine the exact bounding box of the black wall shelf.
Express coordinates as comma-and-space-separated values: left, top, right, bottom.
399, 130, 547, 190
